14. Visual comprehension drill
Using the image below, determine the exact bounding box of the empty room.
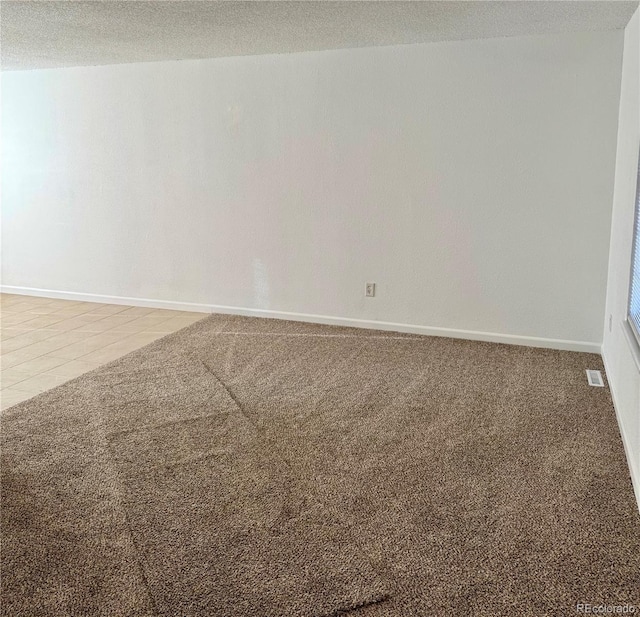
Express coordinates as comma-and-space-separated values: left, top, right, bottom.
2, 1, 640, 615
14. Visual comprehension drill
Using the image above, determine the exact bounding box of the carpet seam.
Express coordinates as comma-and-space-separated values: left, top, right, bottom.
212, 331, 424, 340
97, 404, 163, 617
198, 358, 393, 615
105, 409, 232, 439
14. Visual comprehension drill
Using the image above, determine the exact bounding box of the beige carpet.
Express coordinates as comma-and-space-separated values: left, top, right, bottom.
2, 314, 639, 616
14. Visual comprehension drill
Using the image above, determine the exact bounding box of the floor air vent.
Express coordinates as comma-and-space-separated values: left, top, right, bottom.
586, 369, 605, 387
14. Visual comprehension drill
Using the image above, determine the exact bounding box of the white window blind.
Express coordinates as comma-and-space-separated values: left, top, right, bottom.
628, 153, 640, 343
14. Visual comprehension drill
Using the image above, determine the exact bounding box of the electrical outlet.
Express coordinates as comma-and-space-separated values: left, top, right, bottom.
365, 282, 376, 297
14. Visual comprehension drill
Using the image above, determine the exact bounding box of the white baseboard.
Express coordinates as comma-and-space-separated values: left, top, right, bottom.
1, 286, 214, 314
1, 285, 601, 353
601, 350, 640, 515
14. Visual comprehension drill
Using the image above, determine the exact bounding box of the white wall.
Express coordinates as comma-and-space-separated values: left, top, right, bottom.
602, 7, 640, 506
1, 30, 624, 350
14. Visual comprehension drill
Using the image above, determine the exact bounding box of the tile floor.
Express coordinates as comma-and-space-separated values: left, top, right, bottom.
1, 294, 205, 411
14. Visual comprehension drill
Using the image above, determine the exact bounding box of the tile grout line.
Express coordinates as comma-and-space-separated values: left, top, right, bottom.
1, 294, 203, 409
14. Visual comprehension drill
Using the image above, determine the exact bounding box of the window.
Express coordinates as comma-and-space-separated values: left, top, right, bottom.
628, 152, 640, 344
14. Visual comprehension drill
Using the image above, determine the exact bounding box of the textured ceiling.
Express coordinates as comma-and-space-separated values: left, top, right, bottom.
2, 1, 638, 71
